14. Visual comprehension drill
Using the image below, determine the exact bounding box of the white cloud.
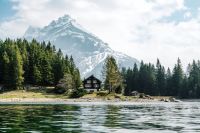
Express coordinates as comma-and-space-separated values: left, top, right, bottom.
184, 11, 192, 18
1, 0, 200, 70
0, 18, 27, 38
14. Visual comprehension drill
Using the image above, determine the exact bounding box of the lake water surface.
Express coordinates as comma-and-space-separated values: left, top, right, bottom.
0, 101, 200, 133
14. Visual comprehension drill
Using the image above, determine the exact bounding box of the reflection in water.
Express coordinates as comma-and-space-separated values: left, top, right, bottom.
0, 102, 200, 132
0, 105, 83, 133
104, 105, 121, 128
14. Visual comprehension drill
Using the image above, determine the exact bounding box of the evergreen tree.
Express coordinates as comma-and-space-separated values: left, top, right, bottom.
138, 61, 146, 93
171, 58, 184, 96
146, 63, 156, 95
41, 56, 54, 85
68, 56, 81, 89
33, 65, 42, 84
187, 60, 200, 98
0, 40, 4, 83
103, 56, 123, 93
69, 56, 75, 74
155, 59, 166, 95
123, 63, 139, 95
73, 69, 81, 89
165, 67, 172, 96
123, 68, 133, 95
2, 51, 10, 86
53, 49, 65, 85
12, 46, 24, 89
138, 61, 156, 95
64, 55, 70, 73
2, 44, 24, 89
181, 75, 189, 98
132, 63, 139, 91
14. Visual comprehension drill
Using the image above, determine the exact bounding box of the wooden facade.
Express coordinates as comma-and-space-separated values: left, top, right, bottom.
83, 75, 102, 92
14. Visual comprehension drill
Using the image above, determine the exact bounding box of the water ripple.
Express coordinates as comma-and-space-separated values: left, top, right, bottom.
0, 102, 200, 132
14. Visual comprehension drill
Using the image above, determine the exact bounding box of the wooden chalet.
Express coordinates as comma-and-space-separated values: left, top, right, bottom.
83, 75, 102, 92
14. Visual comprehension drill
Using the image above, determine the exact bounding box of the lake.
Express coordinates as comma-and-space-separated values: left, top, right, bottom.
0, 101, 200, 133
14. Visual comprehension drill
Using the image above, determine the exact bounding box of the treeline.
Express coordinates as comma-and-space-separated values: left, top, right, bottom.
2, 38, 200, 99
122, 58, 200, 98
0, 38, 81, 90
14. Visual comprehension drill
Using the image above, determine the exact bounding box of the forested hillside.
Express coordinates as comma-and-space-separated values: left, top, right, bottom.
0, 38, 81, 90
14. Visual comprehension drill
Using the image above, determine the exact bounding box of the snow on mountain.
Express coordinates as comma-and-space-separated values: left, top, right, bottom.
24, 14, 139, 79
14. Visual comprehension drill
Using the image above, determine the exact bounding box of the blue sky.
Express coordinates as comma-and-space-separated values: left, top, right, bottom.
1, 0, 200, 23
162, 0, 200, 23
1, 0, 200, 69
185, 0, 200, 10
0, 0, 15, 21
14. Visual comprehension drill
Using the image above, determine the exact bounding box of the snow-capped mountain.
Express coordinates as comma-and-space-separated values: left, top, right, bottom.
24, 14, 139, 78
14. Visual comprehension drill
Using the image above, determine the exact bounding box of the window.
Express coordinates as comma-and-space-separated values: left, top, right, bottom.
93, 80, 97, 83
94, 84, 99, 88
85, 84, 91, 88
87, 80, 91, 83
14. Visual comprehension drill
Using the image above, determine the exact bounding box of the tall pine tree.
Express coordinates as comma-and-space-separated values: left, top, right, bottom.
103, 56, 123, 93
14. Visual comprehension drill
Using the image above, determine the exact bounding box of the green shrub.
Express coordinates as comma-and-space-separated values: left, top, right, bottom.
54, 73, 75, 94
87, 90, 95, 94
97, 91, 108, 96
70, 88, 87, 98
139, 93, 145, 98
53, 86, 67, 94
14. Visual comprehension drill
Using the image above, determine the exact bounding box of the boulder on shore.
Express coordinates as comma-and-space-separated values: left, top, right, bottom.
169, 97, 181, 102
160, 97, 181, 102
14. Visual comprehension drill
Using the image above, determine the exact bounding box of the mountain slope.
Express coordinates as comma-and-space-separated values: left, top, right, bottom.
24, 15, 139, 78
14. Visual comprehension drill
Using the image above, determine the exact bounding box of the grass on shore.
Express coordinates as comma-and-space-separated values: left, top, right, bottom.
0, 89, 67, 99
82, 91, 138, 101
0, 89, 136, 100
82, 92, 171, 101
0, 88, 171, 101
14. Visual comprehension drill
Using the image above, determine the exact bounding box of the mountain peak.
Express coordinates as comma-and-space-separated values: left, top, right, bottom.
24, 14, 139, 78
45, 14, 74, 29
61, 14, 72, 19
59, 14, 74, 22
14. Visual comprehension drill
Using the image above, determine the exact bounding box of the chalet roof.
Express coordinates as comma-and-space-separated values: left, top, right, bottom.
83, 75, 102, 83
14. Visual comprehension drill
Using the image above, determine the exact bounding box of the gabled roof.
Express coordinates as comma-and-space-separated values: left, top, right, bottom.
83, 75, 102, 83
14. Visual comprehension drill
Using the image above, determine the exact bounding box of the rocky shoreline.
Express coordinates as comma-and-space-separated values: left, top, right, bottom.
0, 97, 181, 103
